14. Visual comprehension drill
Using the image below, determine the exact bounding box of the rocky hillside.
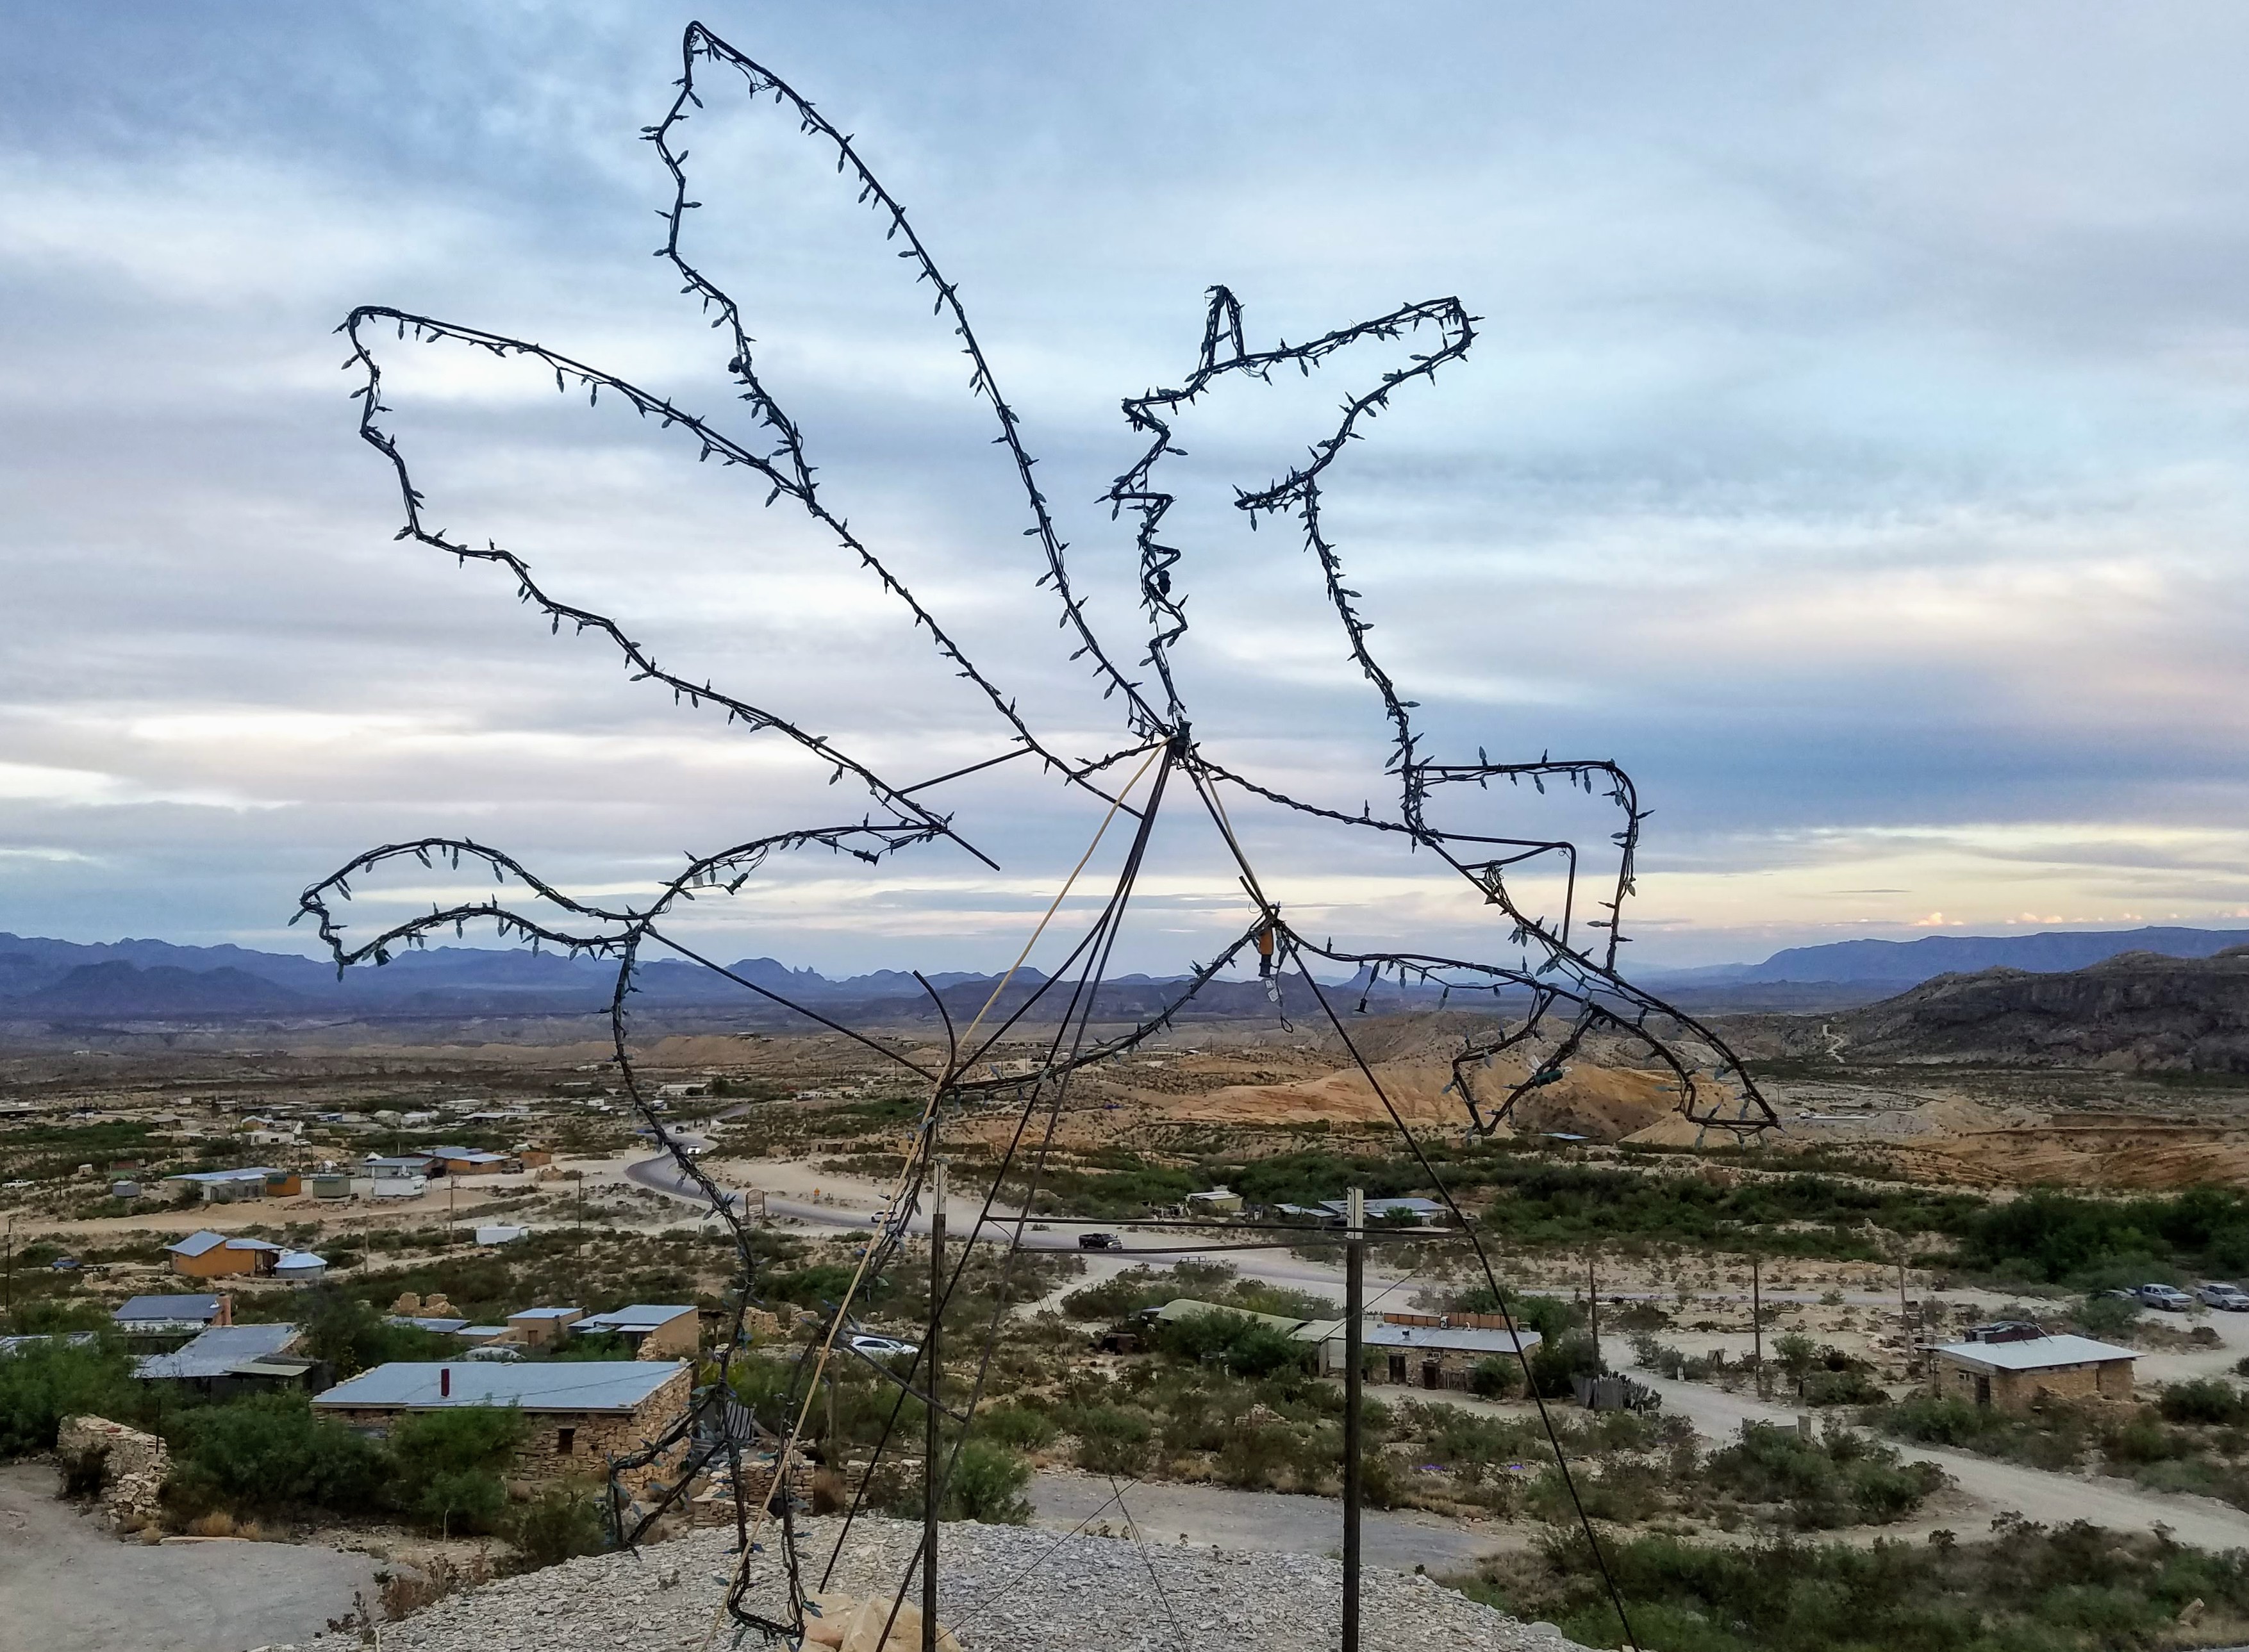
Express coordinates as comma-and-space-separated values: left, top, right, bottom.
339, 1516, 1586, 1652
1752, 946, 2249, 1072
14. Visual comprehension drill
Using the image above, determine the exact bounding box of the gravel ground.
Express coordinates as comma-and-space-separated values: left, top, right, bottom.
279, 1517, 1589, 1652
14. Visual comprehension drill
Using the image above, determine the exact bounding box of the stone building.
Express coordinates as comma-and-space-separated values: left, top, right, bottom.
313, 1360, 692, 1492
1925, 1332, 2136, 1412
572, 1303, 701, 1359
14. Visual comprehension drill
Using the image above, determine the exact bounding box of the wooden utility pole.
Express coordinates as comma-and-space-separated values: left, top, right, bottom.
1343, 1186, 1365, 1652
923, 1155, 945, 1652
1587, 1253, 1600, 1369
1750, 1253, 1763, 1394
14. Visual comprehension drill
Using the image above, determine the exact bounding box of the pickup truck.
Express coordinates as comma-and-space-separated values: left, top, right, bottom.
1077, 1232, 1123, 1251
2133, 1283, 2195, 1311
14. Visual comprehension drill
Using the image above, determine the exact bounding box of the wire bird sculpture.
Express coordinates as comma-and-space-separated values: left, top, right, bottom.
295, 21, 1777, 1648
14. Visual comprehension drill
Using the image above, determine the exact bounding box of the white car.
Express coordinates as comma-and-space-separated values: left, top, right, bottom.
2133, 1283, 2195, 1311
2199, 1282, 2249, 1311
848, 1333, 920, 1359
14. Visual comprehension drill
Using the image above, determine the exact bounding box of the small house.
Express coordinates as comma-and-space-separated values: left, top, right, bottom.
274, 1250, 328, 1282
133, 1323, 319, 1397
1184, 1187, 1244, 1216
162, 1167, 281, 1202
425, 1146, 508, 1177
367, 1153, 436, 1179
572, 1303, 699, 1359
1927, 1332, 2136, 1412
165, 1230, 284, 1280
506, 1306, 583, 1348
313, 1361, 691, 1494
1315, 1321, 1542, 1389
112, 1294, 229, 1334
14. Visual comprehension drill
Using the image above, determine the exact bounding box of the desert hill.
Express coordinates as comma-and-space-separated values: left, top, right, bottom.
1743, 946, 2249, 1073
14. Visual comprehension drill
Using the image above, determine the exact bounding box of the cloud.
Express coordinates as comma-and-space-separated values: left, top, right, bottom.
4, 4, 2249, 970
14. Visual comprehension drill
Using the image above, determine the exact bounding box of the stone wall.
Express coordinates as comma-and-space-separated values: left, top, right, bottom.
1930, 1354, 2135, 1412
58, 1414, 169, 1529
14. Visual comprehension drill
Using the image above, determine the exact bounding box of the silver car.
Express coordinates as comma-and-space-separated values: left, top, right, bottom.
2199, 1282, 2249, 1311
2134, 1283, 2195, 1311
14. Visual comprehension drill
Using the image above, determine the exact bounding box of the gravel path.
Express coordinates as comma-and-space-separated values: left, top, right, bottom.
323, 1517, 1587, 1652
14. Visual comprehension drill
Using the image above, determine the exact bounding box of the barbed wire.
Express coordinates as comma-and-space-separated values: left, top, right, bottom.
300, 19, 1780, 1648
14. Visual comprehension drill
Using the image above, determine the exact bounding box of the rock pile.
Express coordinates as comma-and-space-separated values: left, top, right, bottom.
297, 1516, 1589, 1652
56, 1413, 169, 1530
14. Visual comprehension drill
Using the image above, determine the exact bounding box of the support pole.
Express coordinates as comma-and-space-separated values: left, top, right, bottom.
1343, 1185, 1365, 1652
1587, 1252, 1600, 1370
924, 1155, 945, 1652
1751, 1252, 1763, 1396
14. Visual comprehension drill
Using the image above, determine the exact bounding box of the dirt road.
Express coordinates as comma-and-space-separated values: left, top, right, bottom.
1634, 1371, 2249, 1551
0, 1463, 379, 1652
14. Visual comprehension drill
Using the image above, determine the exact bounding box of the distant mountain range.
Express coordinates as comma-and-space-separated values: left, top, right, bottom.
1647, 926, 2249, 988
4, 923, 2246, 1025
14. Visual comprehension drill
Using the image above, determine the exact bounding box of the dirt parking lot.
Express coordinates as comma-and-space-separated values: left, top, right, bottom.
0, 1463, 379, 1652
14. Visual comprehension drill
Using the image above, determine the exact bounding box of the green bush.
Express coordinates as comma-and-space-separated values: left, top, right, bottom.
508, 1485, 608, 1569
1529, 1332, 1603, 1399
1068, 1405, 1152, 1474
977, 1403, 1056, 1450
1151, 1310, 1306, 1379
1469, 1357, 1520, 1400
2159, 1378, 2249, 1426
165, 1393, 388, 1519
941, 1437, 1033, 1524
390, 1405, 524, 1535
2077, 1293, 2142, 1342
0, 1338, 137, 1457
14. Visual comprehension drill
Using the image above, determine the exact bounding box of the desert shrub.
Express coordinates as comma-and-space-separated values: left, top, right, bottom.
164, 1392, 389, 1519
378, 1550, 493, 1621
2077, 1293, 2142, 1342
977, 1403, 1056, 1450
1872, 1394, 2091, 1472
0, 1337, 137, 1456
1151, 1310, 1306, 1379
2159, 1378, 2249, 1426
941, 1438, 1033, 1524
297, 1287, 452, 1379
1801, 1367, 1887, 1407
1215, 1423, 1292, 1490
390, 1405, 524, 1535
1772, 1333, 1820, 1380
507, 1485, 607, 1569
1528, 1332, 1603, 1399
1469, 1357, 1520, 1400
1068, 1405, 1151, 1474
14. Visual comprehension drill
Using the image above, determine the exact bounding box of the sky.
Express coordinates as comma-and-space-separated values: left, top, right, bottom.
5, 2, 2249, 979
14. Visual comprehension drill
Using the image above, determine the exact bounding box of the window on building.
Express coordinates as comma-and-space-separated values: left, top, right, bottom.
558, 1426, 576, 1455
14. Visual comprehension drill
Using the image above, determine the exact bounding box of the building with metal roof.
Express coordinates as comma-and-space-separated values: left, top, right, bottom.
572, 1304, 699, 1357
313, 1359, 686, 1414
133, 1323, 309, 1391
165, 1230, 284, 1280
113, 1293, 226, 1331
1926, 1332, 2136, 1412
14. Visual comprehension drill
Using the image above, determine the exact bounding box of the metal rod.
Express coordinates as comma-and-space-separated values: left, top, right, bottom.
1587, 1251, 1599, 1370
924, 1154, 945, 1652
1343, 1185, 1364, 1652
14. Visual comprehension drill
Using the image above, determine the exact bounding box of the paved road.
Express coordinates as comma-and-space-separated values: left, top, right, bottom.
0, 1463, 379, 1652
1634, 1371, 2249, 1552
1028, 1470, 1521, 1573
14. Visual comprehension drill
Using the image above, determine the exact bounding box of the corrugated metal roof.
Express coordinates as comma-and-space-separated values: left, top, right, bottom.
115, 1293, 221, 1322
163, 1168, 279, 1184
1145, 1299, 1310, 1333
576, 1303, 695, 1333
1355, 1323, 1542, 1354
510, 1306, 582, 1320
313, 1360, 686, 1413
165, 1231, 282, 1257
135, 1323, 302, 1380
386, 1316, 469, 1334
1930, 1334, 2135, 1372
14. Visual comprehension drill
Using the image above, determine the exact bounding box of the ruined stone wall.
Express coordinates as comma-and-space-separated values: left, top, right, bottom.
58, 1414, 169, 1529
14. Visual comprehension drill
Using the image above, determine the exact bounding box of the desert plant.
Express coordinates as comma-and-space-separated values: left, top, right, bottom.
507, 1485, 606, 1569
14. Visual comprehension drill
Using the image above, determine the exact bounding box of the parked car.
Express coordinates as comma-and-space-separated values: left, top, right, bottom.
460, 1343, 526, 1362
2133, 1283, 2195, 1311
2200, 1282, 2249, 1311
847, 1333, 920, 1359
1078, 1232, 1123, 1251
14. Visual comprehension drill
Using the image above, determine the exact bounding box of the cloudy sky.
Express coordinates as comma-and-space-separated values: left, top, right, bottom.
5, 2, 2249, 979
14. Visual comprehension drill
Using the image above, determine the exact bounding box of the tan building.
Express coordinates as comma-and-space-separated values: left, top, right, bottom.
313, 1361, 692, 1494
506, 1306, 583, 1348
572, 1303, 700, 1359
1927, 1332, 2136, 1412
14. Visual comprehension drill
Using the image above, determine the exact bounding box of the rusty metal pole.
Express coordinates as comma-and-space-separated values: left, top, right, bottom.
1343, 1185, 1365, 1652
1751, 1252, 1763, 1396
924, 1155, 945, 1652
